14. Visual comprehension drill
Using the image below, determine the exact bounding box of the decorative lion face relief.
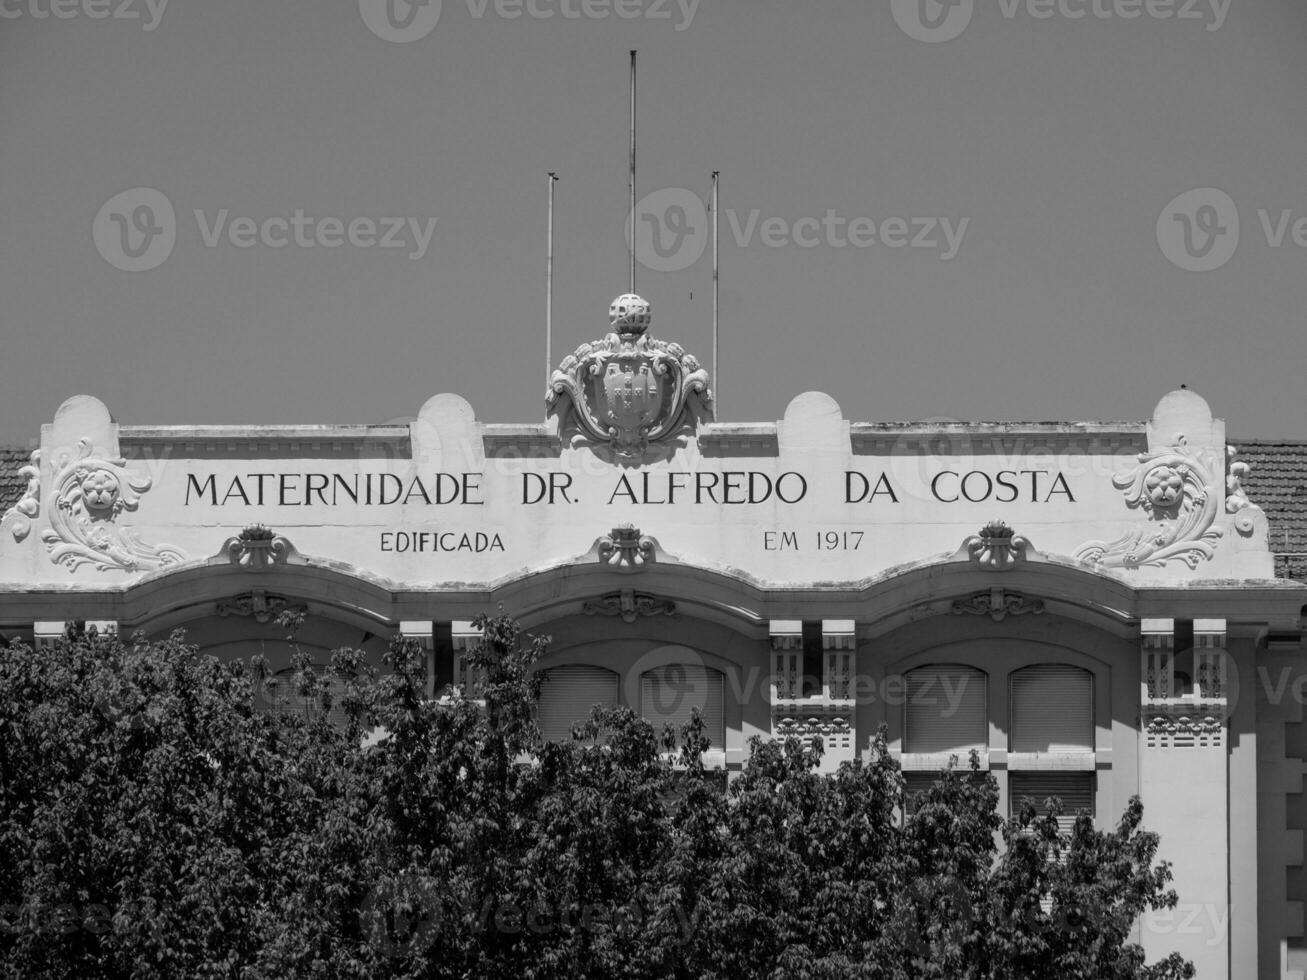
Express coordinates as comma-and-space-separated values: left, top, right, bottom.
1144, 466, 1184, 510
1076, 436, 1258, 570
548, 294, 713, 461
26, 438, 187, 573
79, 468, 122, 514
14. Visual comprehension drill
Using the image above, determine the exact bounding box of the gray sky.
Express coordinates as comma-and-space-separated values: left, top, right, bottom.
2, 0, 1304, 445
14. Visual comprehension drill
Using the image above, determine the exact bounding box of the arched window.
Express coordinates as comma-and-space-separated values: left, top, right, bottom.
536, 665, 619, 742
641, 664, 725, 750
904, 665, 987, 756
1009, 665, 1094, 754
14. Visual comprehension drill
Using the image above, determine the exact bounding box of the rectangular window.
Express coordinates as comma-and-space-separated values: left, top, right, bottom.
905, 666, 987, 756
536, 666, 619, 742
1009, 665, 1093, 754
642, 665, 725, 749
1009, 772, 1095, 835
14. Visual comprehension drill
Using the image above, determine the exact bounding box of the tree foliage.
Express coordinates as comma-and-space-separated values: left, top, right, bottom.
0, 616, 1193, 979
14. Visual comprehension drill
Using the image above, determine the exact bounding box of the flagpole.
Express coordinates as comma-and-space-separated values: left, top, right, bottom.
712, 170, 719, 419
628, 49, 637, 295
546, 171, 558, 413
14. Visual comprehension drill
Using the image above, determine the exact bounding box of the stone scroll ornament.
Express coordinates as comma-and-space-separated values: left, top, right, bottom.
2, 450, 42, 543
547, 294, 713, 460
27, 439, 186, 572
1076, 438, 1256, 570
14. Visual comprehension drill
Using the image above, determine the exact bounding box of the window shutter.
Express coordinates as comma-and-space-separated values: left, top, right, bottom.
1009, 772, 1095, 835
536, 666, 619, 742
641, 665, 725, 749
1010, 665, 1093, 754
905, 666, 987, 755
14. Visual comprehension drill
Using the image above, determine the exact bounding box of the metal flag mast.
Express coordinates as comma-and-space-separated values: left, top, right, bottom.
712, 170, 719, 419
545, 171, 558, 408
628, 49, 637, 295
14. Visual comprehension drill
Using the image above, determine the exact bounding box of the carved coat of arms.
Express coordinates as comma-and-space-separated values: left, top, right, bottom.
547, 294, 713, 460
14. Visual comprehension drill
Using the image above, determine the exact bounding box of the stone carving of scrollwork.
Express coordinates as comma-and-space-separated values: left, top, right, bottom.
217, 589, 306, 624
1224, 446, 1260, 537
962, 521, 1030, 571
1075, 435, 1252, 569
223, 525, 298, 570
596, 523, 657, 571
2, 450, 41, 542
951, 588, 1045, 622
582, 588, 675, 623
37, 439, 185, 572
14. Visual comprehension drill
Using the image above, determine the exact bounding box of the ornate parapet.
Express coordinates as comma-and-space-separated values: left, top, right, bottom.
1076, 389, 1266, 572
37, 439, 184, 572
547, 294, 713, 462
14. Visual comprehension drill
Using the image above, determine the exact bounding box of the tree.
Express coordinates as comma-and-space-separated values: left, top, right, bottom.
0, 616, 1193, 979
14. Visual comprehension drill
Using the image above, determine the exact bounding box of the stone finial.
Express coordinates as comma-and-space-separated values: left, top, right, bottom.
608, 293, 651, 337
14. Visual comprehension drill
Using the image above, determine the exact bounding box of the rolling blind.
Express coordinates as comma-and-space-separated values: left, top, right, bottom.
1009, 772, 1095, 835
641, 665, 725, 749
902, 771, 987, 813
536, 665, 619, 742
1010, 665, 1093, 754
905, 665, 987, 755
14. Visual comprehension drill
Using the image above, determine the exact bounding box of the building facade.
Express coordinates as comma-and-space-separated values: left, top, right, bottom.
2, 294, 1305, 978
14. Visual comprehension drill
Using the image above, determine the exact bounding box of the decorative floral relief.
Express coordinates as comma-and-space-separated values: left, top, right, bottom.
596, 523, 657, 570
582, 589, 675, 623
1076, 437, 1258, 569
217, 589, 305, 623
1224, 446, 1259, 537
223, 525, 298, 570
3, 450, 41, 542
1144, 714, 1223, 737
951, 588, 1044, 622
38, 439, 185, 572
962, 521, 1030, 571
